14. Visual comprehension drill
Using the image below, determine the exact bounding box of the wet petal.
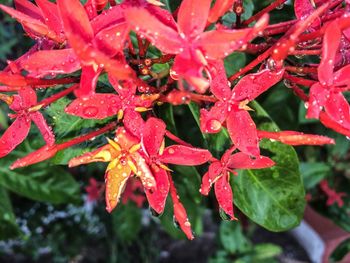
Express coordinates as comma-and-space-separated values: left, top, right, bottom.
306, 83, 329, 119
142, 117, 166, 157
159, 145, 212, 165
30, 111, 55, 145
208, 61, 231, 101
200, 101, 228, 133
208, 0, 235, 24
123, 109, 145, 139
214, 173, 236, 220
68, 144, 115, 167
227, 152, 275, 169
324, 92, 350, 129
200, 161, 223, 195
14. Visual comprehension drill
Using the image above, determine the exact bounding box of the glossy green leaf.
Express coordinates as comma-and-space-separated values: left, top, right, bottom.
219, 221, 251, 254
330, 237, 350, 262
300, 162, 330, 189
232, 101, 305, 231
0, 186, 21, 239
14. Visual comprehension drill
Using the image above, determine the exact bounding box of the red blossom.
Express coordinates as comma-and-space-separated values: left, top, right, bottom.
319, 180, 346, 207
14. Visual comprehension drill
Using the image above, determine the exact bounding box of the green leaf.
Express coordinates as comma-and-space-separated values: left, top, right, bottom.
0, 145, 81, 204
300, 162, 330, 189
111, 202, 142, 243
330, 237, 350, 262
219, 221, 251, 254
0, 186, 21, 239
252, 243, 282, 260
224, 52, 247, 77
233, 101, 305, 231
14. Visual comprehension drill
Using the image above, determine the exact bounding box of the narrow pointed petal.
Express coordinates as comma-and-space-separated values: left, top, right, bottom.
159, 145, 212, 165
105, 165, 131, 213
145, 166, 169, 214
200, 101, 228, 133
333, 64, 350, 87
227, 152, 275, 169
91, 5, 124, 33
214, 173, 236, 220
226, 110, 260, 156
169, 176, 194, 240
0, 4, 60, 42
306, 83, 329, 119
209, 61, 231, 101
35, 0, 64, 37
197, 14, 269, 59
142, 117, 166, 156
208, 0, 235, 24
257, 130, 335, 146
232, 68, 284, 102
115, 127, 140, 151
68, 144, 114, 167
318, 21, 341, 86
14, 0, 43, 21
18, 87, 37, 108
0, 116, 31, 158
177, 0, 211, 37
200, 161, 223, 195
10, 144, 58, 169
124, 7, 183, 54
324, 92, 350, 129
30, 112, 55, 145
294, 0, 320, 30
19, 49, 80, 77
75, 66, 101, 98
65, 93, 121, 119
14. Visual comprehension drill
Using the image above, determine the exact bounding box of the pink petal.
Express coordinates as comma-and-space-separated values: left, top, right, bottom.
75, 66, 102, 98
320, 111, 350, 137
18, 87, 37, 108
124, 7, 183, 54
333, 64, 350, 87
208, 61, 231, 101
227, 152, 275, 169
0, 116, 31, 158
159, 145, 212, 165
14, 0, 43, 21
35, 0, 64, 37
10, 144, 58, 169
226, 110, 260, 157
208, 0, 236, 24
145, 166, 169, 214
294, 0, 320, 30
214, 173, 236, 220
177, 0, 211, 37
30, 111, 55, 145
19, 49, 80, 78
65, 93, 121, 119
91, 4, 124, 33
232, 68, 284, 102
142, 117, 166, 157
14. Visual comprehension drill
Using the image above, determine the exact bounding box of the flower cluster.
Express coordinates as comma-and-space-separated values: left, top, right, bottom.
0, 0, 349, 239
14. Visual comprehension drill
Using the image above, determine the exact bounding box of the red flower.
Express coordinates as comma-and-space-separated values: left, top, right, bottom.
319, 180, 346, 207
200, 148, 274, 220
306, 17, 350, 134
200, 61, 284, 156
0, 87, 55, 158
141, 117, 212, 214
86, 178, 103, 202
124, 0, 268, 93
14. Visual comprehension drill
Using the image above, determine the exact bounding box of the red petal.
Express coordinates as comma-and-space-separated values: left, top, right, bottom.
75, 66, 101, 98
10, 144, 58, 169
227, 152, 275, 169
30, 111, 55, 145
142, 117, 166, 157
208, 0, 235, 24
257, 130, 335, 146
115, 127, 140, 150
200, 101, 228, 133
0, 116, 31, 158
0, 4, 60, 42
65, 93, 121, 119
35, 0, 64, 37
333, 64, 350, 87
232, 69, 284, 102
159, 145, 212, 165
324, 92, 350, 129
124, 7, 183, 54
123, 109, 145, 139
91, 5, 124, 33
197, 14, 269, 59
208, 61, 231, 101
177, 0, 211, 37
306, 83, 329, 119
226, 110, 260, 156
19, 49, 80, 77
214, 173, 236, 220
320, 111, 350, 137
200, 161, 223, 195
132, 153, 156, 192
145, 166, 169, 214
318, 21, 341, 86
18, 87, 37, 108
105, 165, 131, 213
14, 0, 42, 21
294, 0, 320, 30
